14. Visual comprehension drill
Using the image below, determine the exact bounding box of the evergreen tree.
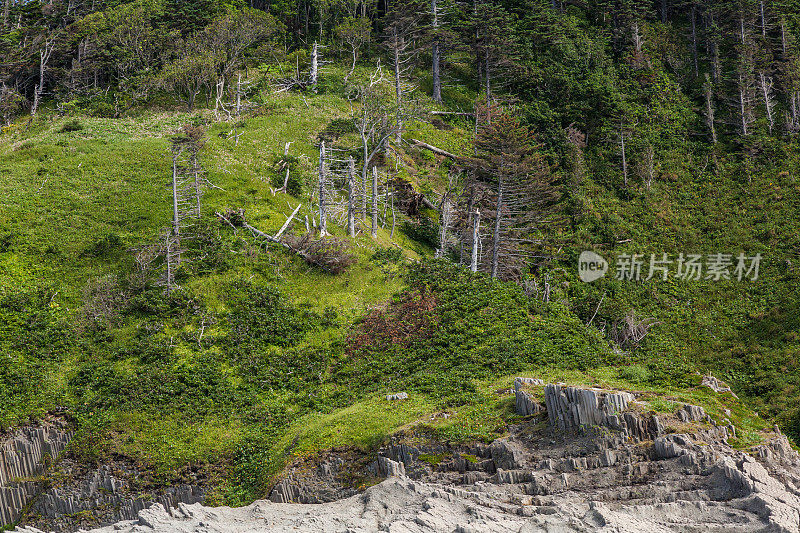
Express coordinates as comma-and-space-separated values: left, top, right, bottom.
467, 104, 560, 280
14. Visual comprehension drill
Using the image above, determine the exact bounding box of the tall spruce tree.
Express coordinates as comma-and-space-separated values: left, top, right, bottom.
467, 104, 560, 280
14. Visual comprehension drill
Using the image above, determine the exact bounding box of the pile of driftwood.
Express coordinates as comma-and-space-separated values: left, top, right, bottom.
215, 207, 355, 274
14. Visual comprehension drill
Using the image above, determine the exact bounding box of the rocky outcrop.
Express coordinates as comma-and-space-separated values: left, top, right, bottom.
1, 430, 204, 532
24, 459, 204, 531
13, 382, 800, 532
676, 402, 707, 422
702, 374, 738, 397
17, 429, 800, 533
386, 392, 408, 401
542, 383, 664, 440
513, 378, 545, 417
0, 422, 72, 528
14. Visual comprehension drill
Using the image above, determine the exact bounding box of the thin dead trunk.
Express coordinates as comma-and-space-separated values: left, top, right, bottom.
632, 21, 642, 56
360, 120, 370, 216
31, 41, 55, 116
235, 74, 243, 116
171, 153, 181, 243
760, 72, 776, 133
431, 0, 442, 104
740, 16, 746, 45
703, 75, 717, 144
711, 39, 721, 82
168, 153, 182, 291
310, 41, 319, 92
470, 208, 480, 273
281, 142, 293, 191
691, 6, 699, 77
390, 183, 396, 238
491, 176, 503, 279
275, 203, 302, 240
620, 132, 628, 187
436, 199, 451, 258
484, 48, 491, 101
346, 47, 357, 84
347, 157, 356, 237
781, 20, 788, 57
318, 141, 327, 235
193, 150, 202, 219
738, 74, 752, 136
393, 31, 403, 144
371, 166, 378, 238
643, 144, 655, 189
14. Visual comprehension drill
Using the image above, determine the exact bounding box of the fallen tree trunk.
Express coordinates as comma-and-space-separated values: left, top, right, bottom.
410, 138, 458, 160
430, 111, 475, 117
275, 203, 302, 240
215, 210, 355, 274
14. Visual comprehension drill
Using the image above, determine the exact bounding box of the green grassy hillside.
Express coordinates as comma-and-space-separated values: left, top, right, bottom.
1, 84, 797, 505
3, 3, 800, 508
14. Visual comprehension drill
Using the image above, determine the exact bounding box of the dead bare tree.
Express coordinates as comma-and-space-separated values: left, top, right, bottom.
335, 16, 371, 85
435, 171, 459, 258
131, 240, 163, 289
31, 37, 56, 116
347, 157, 357, 237
470, 208, 480, 272
690, 4, 699, 77
608, 310, 659, 350
430, 0, 442, 103
318, 141, 328, 235
276, 142, 294, 193
384, 4, 420, 143
728, 23, 757, 136
371, 166, 379, 238
351, 69, 401, 216
638, 144, 656, 190
310, 41, 320, 91
759, 71, 777, 133
703, 74, 718, 144
733, 68, 756, 136
620, 130, 628, 187
162, 126, 209, 289
216, 209, 356, 274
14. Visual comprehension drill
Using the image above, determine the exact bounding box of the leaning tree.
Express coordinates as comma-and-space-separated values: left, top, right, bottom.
465, 104, 561, 280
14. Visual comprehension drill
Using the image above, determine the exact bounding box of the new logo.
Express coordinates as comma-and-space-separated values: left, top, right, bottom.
578, 251, 608, 282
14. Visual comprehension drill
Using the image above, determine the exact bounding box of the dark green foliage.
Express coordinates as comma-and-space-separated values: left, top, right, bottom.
125, 288, 204, 323
162, 0, 243, 35
0, 290, 73, 426
185, 219, 230, 275
226, 280, 313, 351
60, 119, 84, 132
0, 290, 73, 360
69, 353, 237, 415
318, 118, 357, 143
370, 246, 402, 265
401, 218, 440, 248
81, 233, 123, 258
337, 261, 614, 406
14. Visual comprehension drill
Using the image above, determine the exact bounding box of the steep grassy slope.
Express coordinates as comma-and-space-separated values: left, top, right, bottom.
1, 69, 799, 509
